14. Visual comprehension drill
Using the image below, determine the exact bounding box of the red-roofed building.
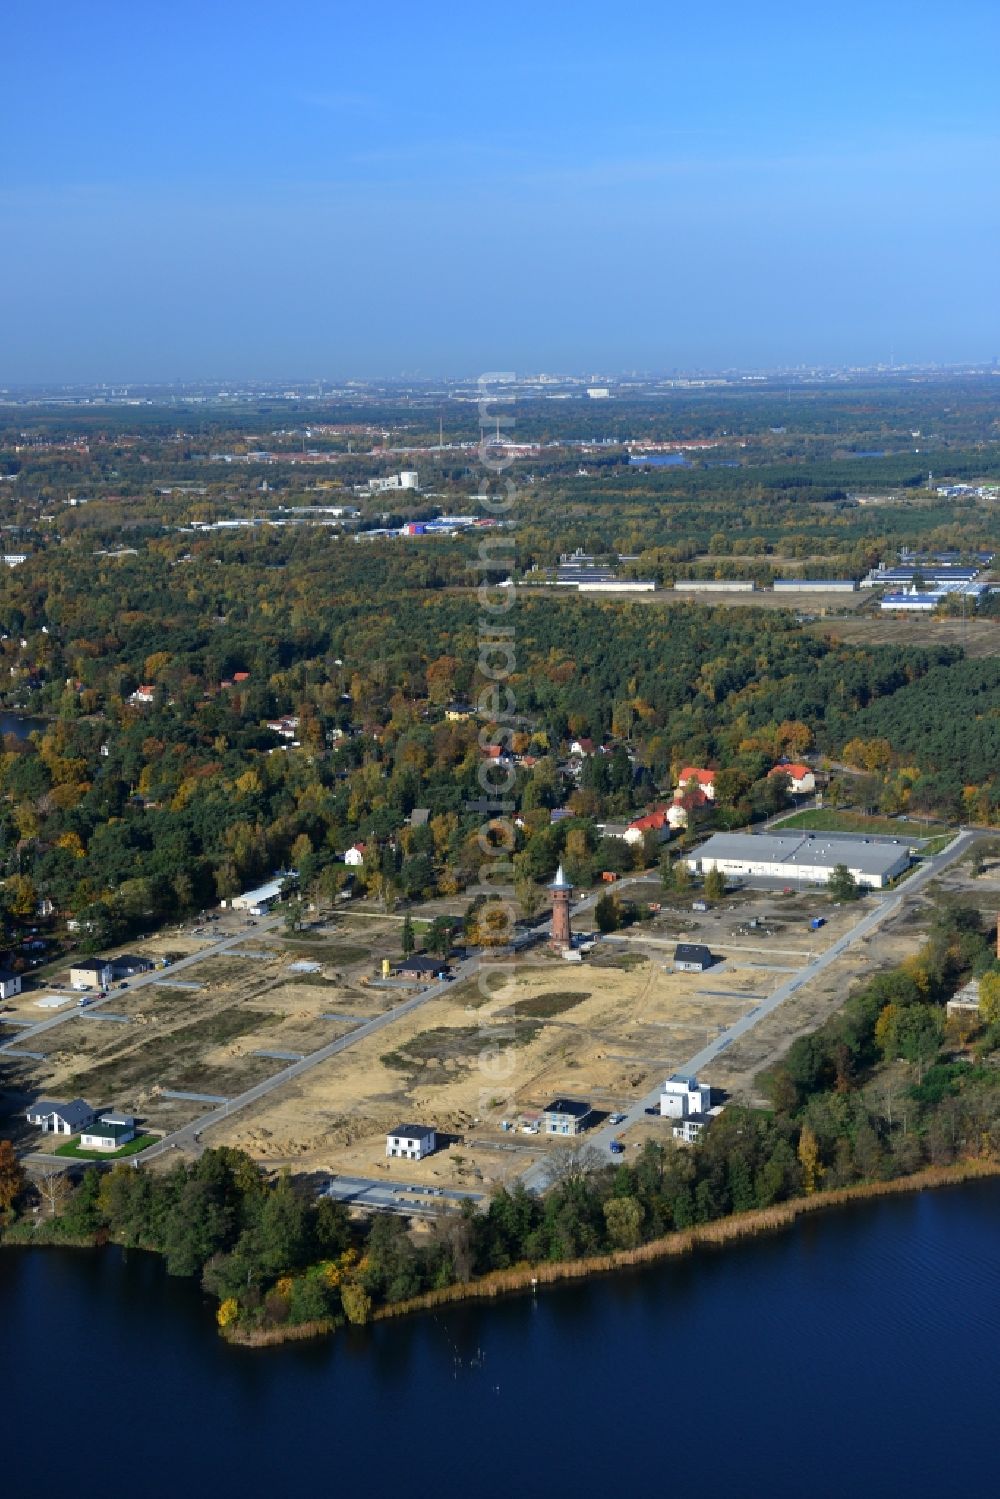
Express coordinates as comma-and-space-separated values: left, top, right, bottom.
769, 762, 815, 795
676, 767, 716, 799
668, 786, 709, 830
624, 806, 672, 846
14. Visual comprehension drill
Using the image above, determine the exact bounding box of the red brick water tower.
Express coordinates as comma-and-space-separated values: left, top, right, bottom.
549, 864, 573, 952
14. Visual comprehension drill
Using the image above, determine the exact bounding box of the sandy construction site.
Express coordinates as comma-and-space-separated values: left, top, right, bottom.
4, 867, 986, 1185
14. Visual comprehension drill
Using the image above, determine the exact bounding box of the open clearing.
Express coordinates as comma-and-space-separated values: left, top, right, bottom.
777, 809, 945, 841
811, 614, 1000, 657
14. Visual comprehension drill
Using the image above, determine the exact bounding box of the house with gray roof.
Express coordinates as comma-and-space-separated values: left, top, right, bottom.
26, 1098, 96, 1135
385, 1124, 437, 1160
543, 1097, 593, 1136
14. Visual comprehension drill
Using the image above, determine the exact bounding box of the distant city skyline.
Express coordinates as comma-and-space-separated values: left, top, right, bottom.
3, 0, 999, 382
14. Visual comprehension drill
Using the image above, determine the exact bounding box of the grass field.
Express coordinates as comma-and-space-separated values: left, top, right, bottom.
54, 1132, 159, 1160
778, 809, 948, 841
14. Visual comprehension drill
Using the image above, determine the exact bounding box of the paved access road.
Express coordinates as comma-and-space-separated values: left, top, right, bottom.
521, 829, 978, 1191
139, 953, 484, 1162
0, 912, 286, 1056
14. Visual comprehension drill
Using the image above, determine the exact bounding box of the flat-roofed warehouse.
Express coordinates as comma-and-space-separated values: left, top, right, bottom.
686, 831, 911, 890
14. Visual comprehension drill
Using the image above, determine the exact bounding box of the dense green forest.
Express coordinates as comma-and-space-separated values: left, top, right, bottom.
0, 538, 972, 945
0, 381, 998, 948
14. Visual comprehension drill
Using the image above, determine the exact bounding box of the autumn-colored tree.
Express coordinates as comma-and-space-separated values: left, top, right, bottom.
775, 720, 814, 756
874, 1003, 900, 1058
797, 1125, 824, 1194
4, 873, 37, 920
340, 1280, 372, 1325
603, 1194, 644, 1249
978, 970, 1000, 1025
0, 1140, 26, 1211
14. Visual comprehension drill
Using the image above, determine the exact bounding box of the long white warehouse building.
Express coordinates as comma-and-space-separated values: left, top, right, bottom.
686, 832, 911, 890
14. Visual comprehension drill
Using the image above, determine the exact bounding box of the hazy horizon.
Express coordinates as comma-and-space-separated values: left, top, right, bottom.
4, 0, 999, 383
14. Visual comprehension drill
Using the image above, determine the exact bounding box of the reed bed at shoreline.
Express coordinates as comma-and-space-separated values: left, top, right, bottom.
226, 1318, 336, 1347
6, 1157, 999, 1349
370, 1159, 1000, 1324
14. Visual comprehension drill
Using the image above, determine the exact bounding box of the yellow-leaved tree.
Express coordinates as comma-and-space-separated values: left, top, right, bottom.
797, 1125, 824, 1194
978, 971, 1000, 1026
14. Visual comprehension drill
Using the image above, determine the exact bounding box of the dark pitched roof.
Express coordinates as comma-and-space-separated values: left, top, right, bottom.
396, 955, 447, 974
674, 943, 713, 964
83, 1120, 134, 1141
27, 1098, 94, 1129
109, 955, 152, 975
544, 1098, 592, 1118
0, 966, 19, 983
72, 958, 111, 972
387, 1124, 436, 1140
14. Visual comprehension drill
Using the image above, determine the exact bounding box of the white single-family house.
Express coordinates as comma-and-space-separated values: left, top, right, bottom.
344, 843, 366, 867
0, 967, 22, 1000
660, 1073, 712, 1119
385, 1124, 437, 1160
26, 1098, 96, 1135
543, 1097, 593, 1136
80, 1113, 137, 1152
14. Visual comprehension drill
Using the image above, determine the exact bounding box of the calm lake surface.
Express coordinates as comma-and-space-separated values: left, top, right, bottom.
3, 1182, 999, 1497
0, 710, 46, 740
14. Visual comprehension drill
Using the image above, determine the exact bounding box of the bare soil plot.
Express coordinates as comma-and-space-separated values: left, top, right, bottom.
812, 614, 1000, 658
203, 950, 766, 1188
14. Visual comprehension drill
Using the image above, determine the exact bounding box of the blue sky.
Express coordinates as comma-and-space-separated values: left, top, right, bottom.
3, 0, 999, 381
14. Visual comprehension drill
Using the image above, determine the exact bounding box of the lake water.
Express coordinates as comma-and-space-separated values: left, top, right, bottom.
3, 1181, 999, 1497
0, 711, 46, 740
